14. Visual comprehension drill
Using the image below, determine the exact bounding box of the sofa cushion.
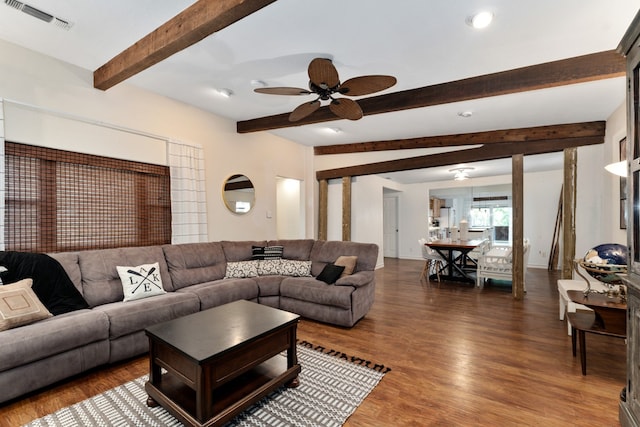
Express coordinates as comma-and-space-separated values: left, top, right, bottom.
0, 251, 89, 315
0, 279, 52, 331
162, 242, 227, 290
48, 252, 83, 295
116, 262, 167, 302
225, 260, 259, 278
78, 246, 173, 307
316, 264, 345, 284
254, 275, 283, 297
0, 308, 109, 372
267, 239, 315, 260
280, 277, 354, 309
178, 278, 259, 310
94, 292, 199, 339
221, 240, 267, 262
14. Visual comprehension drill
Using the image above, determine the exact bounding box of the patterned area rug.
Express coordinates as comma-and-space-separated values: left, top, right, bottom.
24, 341, 390, 427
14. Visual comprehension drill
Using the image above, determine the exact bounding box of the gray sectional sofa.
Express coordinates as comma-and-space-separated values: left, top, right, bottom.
0, 239, 378, 404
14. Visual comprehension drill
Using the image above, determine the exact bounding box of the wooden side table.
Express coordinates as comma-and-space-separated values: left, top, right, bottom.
566, 290, 626, 375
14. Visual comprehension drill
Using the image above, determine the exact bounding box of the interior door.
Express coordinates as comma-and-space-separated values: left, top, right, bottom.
383, 196, 398, 257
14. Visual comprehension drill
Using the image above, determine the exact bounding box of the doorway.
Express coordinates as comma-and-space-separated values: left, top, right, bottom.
383, 195, 399, 257
276, 177, 305, 239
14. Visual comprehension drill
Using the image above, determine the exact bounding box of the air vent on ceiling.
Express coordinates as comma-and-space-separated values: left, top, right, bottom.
4, 0, 73, 30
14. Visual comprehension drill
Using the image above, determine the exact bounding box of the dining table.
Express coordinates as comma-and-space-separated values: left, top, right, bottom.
426, 238, 484, 283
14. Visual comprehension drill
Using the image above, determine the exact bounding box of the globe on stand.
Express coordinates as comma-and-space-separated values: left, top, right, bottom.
576, 243, 627, 299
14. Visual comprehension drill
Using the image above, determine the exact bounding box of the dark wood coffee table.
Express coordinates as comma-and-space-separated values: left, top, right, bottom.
145, 300, 301, 427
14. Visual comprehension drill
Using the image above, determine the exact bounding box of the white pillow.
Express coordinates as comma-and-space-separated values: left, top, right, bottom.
258, 259, 282, 276
278, 259, 312, 277
116, 262, 166, 302
225, 260, 259, 278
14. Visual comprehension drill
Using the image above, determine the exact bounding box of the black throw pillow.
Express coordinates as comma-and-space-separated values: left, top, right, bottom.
0, 251, 89, 315
316, 263, 345, 285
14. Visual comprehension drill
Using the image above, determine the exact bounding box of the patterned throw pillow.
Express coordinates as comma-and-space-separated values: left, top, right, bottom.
258, 259, 282, 275
278, 259, 312, 277
252, 245, 284, 260
225, 260, 259, 278
116, 262, 166, 302
0, 279, 52, 331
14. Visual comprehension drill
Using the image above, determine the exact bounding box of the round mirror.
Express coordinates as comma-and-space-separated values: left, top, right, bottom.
222, 174, 255, 214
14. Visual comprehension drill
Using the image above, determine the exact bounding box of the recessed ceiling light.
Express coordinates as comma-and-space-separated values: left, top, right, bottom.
458, 111, 473, 118
467, 11, 493, 29
320, 127, 342, 134
215, 88, 233, 98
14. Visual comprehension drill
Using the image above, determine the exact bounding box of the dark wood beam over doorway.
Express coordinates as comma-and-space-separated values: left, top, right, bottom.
316, 134, 604, 180
314, 122, 605, 155
93, 0, 278, 90
237, 51, 624, 133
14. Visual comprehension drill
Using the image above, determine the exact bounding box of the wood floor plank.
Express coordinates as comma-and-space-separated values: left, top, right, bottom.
0, 258, 626, 426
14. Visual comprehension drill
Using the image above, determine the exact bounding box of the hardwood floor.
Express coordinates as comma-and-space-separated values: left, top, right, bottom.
0, 258, 626, 426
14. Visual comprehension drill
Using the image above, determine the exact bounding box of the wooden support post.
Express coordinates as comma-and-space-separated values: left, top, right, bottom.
342, 176, 352, 241
318, 179, 328, 240
562, 148, 577, 279
512, 154, 524, 300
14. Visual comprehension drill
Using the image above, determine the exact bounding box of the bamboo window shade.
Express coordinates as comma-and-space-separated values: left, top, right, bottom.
5, 142, 171, 253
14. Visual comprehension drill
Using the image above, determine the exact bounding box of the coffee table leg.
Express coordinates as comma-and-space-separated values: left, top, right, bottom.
147, 396, 158, 407
286, 325, 300, 388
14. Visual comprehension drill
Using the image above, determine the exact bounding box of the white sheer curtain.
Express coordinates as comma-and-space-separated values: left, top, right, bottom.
167, 140, 207, 243
0, 99, 5, 250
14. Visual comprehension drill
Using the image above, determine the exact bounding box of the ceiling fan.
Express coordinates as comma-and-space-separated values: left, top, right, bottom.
254, 58, 397, 122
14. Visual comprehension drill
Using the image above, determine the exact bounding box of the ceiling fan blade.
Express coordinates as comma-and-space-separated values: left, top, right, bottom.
329, 98, 363, 120
308, 58, 340, 89
254, 87, 311, 96
339, 75, 397, 96
289, 100, 321, 122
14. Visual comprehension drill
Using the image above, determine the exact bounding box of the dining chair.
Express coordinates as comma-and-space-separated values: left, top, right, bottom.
419, 238, 445, 282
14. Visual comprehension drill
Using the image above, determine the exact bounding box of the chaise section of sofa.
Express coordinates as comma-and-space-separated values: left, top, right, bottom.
279, 240, 378, 327
0, 239, 378, 404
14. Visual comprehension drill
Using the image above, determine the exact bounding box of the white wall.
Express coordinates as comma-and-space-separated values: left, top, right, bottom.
0, 38, 315, 242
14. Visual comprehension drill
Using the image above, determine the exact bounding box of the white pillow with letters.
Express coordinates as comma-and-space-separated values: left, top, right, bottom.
116, 262, 166, 302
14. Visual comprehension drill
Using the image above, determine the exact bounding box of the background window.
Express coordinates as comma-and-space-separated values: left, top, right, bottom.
5, 142, 171, 252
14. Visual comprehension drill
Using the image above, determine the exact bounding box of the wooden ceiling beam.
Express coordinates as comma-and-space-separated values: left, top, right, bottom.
93, 0, 277, 90
315, 136, 603, 180
237, 50, 624, 133
314, 121, 605, 155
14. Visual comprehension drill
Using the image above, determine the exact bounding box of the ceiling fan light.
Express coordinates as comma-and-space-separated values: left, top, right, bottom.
449, 167, 475, 181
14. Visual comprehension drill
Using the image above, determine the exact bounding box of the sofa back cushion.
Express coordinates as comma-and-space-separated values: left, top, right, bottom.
267, 239, 315, 260
78, 246, 173, 307
310, 240, 379, 276
48, 252, 83, 295
221, 241, 267, 262
162, 242, 227, 289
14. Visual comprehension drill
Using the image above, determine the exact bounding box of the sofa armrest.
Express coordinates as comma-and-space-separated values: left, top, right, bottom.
335, 271, 374, 288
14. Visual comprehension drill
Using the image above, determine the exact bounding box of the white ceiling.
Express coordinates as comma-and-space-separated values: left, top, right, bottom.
0, 0, 637, 183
